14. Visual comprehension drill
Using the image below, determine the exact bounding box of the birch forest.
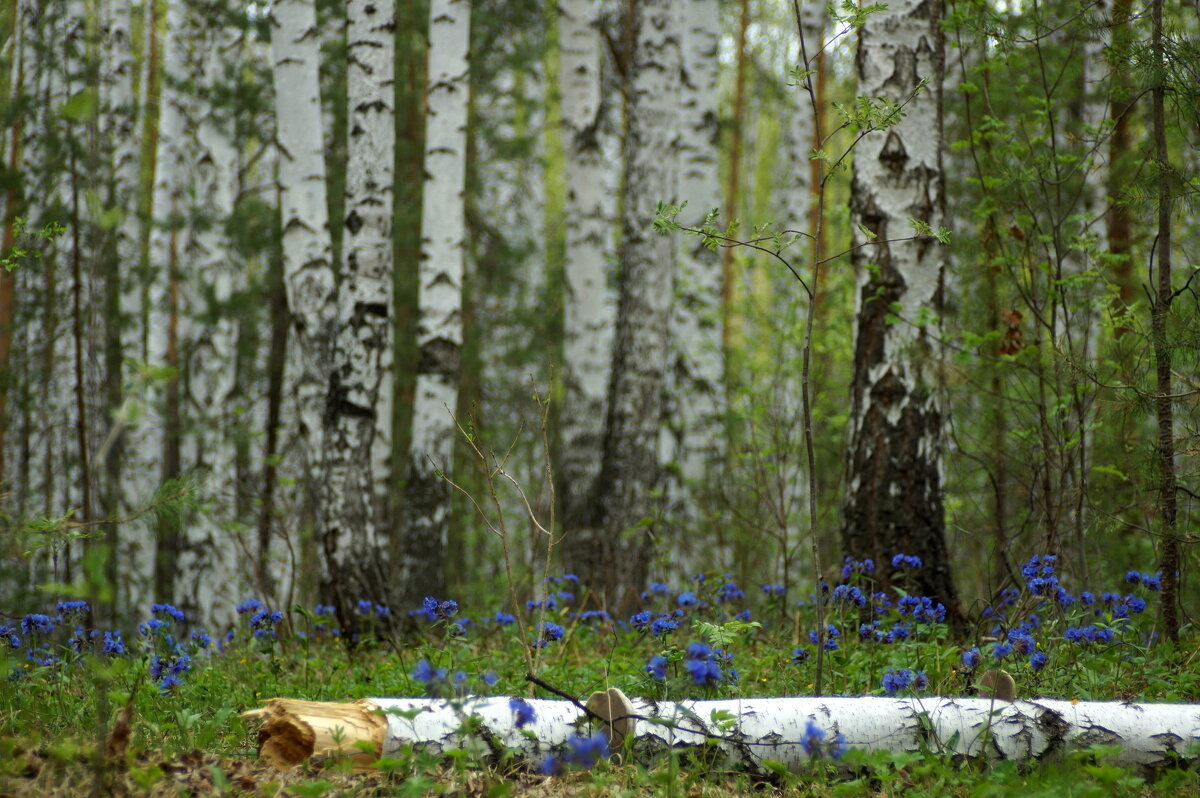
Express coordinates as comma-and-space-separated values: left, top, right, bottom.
1, 0, 1198, 642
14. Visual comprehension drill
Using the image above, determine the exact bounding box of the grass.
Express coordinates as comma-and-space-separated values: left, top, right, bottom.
1, 555, 1198, 795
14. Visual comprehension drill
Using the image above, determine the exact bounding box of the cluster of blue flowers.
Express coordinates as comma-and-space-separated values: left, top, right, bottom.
411, 657, 499, 698
881, 668, 929, 695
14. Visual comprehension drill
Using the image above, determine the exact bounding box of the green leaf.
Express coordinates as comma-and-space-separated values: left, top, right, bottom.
60, 89, 97, 122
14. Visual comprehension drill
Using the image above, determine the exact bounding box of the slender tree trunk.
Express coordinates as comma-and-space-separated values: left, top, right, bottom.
843, 0, 959, 617
559, 0, 617, 554
401, 0, 470, 610
662, 0, 722, 561
97, 0, 142, 620
1149, 0, 1177, 643
173, 4, 243, 626
271, 0, 337, 609
720, 0, 748, 355
0, 0, 25, 492
564, 0, 679, 611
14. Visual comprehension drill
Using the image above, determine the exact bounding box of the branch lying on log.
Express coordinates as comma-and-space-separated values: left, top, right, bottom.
242, 691, 1200, 774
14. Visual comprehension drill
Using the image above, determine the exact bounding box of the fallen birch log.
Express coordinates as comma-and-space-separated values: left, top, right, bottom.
243, 691, 1200, 774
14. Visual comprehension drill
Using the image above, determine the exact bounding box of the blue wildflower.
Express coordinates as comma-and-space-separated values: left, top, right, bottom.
791, 647, 810, 664
961, 647, 981, 669
1030, 650, 1048, 672
646, 654, 668, 680
236, 599, 262, 616
413, 659, 447, 684
0, 625, 20, 649
151, 603, 185, 624
801, 720, 825, 756
650, 617, 677, 637
493, 611, 516, 626
566, 733, 609, 767
677, 592, 698, 608
56, 600, 89, 618
99, 631, 125, 657
510, 697, 536, 729
538, 622, 565, 647
716, 581, 744, 603
20, 614, 56, 636
891, 554, 923, 570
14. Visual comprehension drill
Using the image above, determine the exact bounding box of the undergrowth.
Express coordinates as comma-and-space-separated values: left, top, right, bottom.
1, 554, 1197, 795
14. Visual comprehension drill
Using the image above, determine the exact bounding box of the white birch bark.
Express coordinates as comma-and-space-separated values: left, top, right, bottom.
144, 0, 194, 610
113, 0, 164, 614
19, 0, 77, 582
323, 0, 396, 608
271, 0, 336, 606
99, 0, 155, 617
252, 694, 1200, 774
564, 0, 679, 607
844, 0, 957, 609
172, 6, 244, 627
662, 0, 722, 541
401, 0, 470, 608
558, 0, 616, 539
780, 1, 821, 235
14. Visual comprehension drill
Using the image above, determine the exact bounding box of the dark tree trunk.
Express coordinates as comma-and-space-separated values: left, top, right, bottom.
842, 0, 960, 623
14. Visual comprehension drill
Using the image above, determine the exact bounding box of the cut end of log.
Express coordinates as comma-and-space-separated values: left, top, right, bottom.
241, 698, 386, 770
585, 687, 635, 749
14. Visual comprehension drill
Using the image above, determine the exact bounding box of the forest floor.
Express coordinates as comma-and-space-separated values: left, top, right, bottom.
2, 561, 1198, 795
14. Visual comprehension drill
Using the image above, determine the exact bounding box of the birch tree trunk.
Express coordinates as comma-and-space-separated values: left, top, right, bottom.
248, 694, 1200, 775
174, 3, 243, 626
400, 0, 470, 611
24, 0, 78, 584
97, 0, 149, 618
323, 0, 396, 614
564, 0, 679, 611
559, 0, 616, 552
271, 0, 337, 607
842, 0, 959, 615
662, 0, 722, 563
146, 0, 190, 606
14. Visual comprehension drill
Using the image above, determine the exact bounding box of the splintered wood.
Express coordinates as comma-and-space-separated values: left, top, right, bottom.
241, 698, 386, 770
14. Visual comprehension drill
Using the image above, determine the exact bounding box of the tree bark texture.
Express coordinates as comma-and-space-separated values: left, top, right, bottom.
559, 0, 617, 544
271, 0, 338, 609
564, 0, 678, 611
248, 694, 1200, 775
173, 3, 244, 627
662, 0, 722, 551
323, 0, 397, 615
402, 0, 470, 610
843, 0, 958, 615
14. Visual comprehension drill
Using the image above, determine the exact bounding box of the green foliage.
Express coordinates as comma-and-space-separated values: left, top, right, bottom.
0, 217, 67, 272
